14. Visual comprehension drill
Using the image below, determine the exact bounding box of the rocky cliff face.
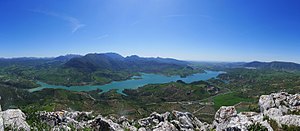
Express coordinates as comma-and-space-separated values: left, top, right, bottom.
1, 92, 299, 131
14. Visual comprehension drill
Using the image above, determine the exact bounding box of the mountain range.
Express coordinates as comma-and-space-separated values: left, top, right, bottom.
1, 53, 300, 72
243, 61, 300, 71
65, 53, 189, 72
0, 53, 200, 86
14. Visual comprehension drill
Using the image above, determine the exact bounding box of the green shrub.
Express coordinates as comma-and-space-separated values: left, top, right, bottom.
282, 124, 300, 131
268, 119, 280, 131
247, 123, 268, 131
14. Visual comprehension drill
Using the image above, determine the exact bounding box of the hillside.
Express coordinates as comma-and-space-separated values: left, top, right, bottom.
65, 53, 190, 72
244, 61, 300, 71
0, 53, 202, 86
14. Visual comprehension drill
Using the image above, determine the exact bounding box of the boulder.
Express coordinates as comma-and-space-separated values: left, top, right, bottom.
119, 116, 137, 131
0, 111, 3, 131
278, 115, 300, 127
89, 115, 123, 131
213, 106, 239, 131
212, 106, 274, 131
260, 121, 274, 131
137, 127, 146, 131
152, 121, 178, 131
137, 112, 170, 128
172, 111, 194, 130
272, 92, 288, 107
172, 110, 210, 130
259, 92, 300, 113
0, 96, 3, 131
0, 96, 1, 111
52, 125, 71, 131
259, 95, 275, 112
263, 108, 283, 118
259, 92, 300, 128
39, 110, 93, 129
214, 106, 237, 123
1, 109, 30, 131
288, 94, 300, 107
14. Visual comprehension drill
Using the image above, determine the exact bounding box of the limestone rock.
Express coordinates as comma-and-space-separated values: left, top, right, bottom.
0, 111, 3, 131
152, 121, 178, 131
137, 112, 170, 128
259, 92, 300, 128
88, 115, 123, 131
119, 116, 137, 131
52, 125, 71, 131
0, 96, 3, 131
0, 96, 1, 111
5, 92, 298, 130
172, 110, 210, 131
260, 121, 274, 131
263, 108, 283, 118
288, 94, 300, 107
1, 109, 30, 131
214, 106, 237, 123
259, 95, 275, 112
138, 127, 146, 131
212, 106, 273, 131
278, 115, 300, 127
213, 106, 240, 131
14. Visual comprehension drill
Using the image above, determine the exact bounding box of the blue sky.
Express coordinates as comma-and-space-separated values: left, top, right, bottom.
0, 0, 299, 62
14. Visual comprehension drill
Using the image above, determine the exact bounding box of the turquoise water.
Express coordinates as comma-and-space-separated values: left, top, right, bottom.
29, 70, 224, 94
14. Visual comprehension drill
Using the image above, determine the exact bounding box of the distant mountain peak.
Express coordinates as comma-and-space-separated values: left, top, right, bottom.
54, 54, 82, 61
65, 52, 190, 72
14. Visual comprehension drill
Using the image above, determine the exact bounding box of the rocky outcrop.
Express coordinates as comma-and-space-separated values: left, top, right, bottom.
37, 110, 211, 131
39, 110, 127, 131
172, 111, 211, 131
0, 117, 3, 131
90, 115, 124, 131
1, 92, 298, 131
0, 109, 30, 131
137, 112, 170, 128
259, 92, 300, 127
119, 116, 137, 131
34, 92, 300, 131
0, 96, 3, 131
210, 92, 300, 131
213, 106, 273, 131
39, 110, 94, 129
0, 96, 30, 131
134, 111, 211, 131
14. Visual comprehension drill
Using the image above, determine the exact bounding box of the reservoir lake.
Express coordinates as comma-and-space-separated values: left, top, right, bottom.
29, 70, 224, 94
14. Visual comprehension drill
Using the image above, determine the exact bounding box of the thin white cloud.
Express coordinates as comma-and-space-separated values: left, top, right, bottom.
96, 34, 109, 40
30, 9, 86, 33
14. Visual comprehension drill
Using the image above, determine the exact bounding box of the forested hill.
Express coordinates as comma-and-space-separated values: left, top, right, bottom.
0, 54, 81, 67
0, 53, 201, 86
65, 53, 190, 72
244, 61, 300, 71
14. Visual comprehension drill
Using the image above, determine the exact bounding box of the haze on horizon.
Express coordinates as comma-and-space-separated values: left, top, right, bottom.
0, 0, 299, 63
